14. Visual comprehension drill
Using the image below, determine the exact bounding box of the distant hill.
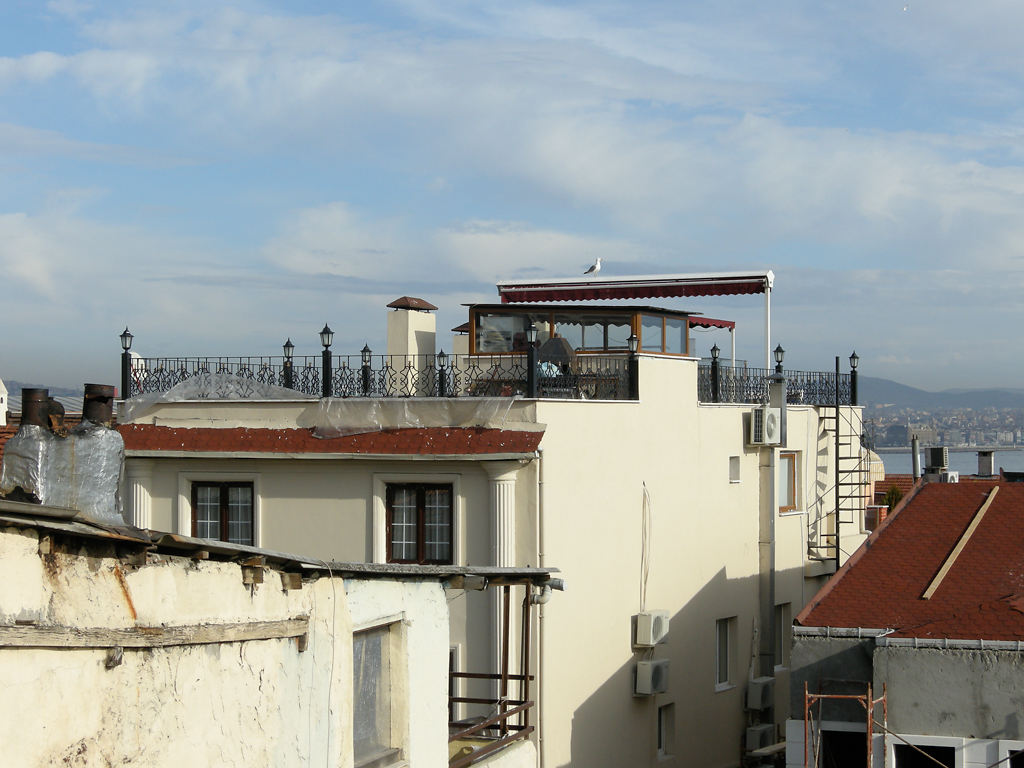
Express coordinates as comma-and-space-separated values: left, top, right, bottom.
861, 376, 1024, 410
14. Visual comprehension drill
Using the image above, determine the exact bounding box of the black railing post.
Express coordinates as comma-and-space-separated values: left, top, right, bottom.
361, 344, 372, 396
711, 357, 720, 403
850, 368, 857, 406
283, 359, 294, 390
628, 356, 639, 400
121, 350, 131, 399
322, 349, 332, 398
526, 344, 538, 398
437, 351, 449, 397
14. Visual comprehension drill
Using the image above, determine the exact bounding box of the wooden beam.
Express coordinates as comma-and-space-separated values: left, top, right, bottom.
0, 617, 309, 650
922, 486, 999, 600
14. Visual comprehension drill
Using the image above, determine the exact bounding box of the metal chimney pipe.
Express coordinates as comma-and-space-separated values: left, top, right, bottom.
911, 435, 921, 480
82, 384, 116, 427
20, 389, 50, 428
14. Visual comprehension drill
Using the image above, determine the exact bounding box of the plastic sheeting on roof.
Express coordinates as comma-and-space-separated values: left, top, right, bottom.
314, 397, 525, 438
121, 373, 315, 422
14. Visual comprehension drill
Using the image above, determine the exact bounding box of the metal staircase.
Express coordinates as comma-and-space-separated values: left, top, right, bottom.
808, 364, 869, 569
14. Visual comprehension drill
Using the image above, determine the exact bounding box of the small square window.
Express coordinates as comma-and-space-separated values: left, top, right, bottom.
729, 456, 740, 483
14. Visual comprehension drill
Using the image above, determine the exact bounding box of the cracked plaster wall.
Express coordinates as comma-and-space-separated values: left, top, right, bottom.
0, 525, 449, 767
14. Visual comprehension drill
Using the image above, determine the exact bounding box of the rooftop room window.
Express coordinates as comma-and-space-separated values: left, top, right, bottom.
468, 305, 693, 355
386, 483, 453, 564
191, 482, 253, 545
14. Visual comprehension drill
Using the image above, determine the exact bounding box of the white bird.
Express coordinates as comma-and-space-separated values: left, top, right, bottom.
584, 257, 602, 275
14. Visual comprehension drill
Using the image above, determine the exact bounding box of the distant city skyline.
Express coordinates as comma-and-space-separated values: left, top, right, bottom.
4, 1, 1024, 390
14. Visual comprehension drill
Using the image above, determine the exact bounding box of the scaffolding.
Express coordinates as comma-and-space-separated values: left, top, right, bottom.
803, 682, 887, 768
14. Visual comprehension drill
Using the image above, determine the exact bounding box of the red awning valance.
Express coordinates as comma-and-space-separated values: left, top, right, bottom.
496, 271, 773, 304
689, 317, 735, 330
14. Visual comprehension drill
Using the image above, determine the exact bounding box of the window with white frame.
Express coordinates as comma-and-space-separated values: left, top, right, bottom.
715, 617, 734, 689
729, 456, 741, 483
191, 481, 254, 545
779, 451, 799, 513
386, 483, 453, 564
353, 622, 404, 768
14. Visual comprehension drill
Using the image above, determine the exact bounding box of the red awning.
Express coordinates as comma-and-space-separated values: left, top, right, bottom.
496, 271, 773, 304
689, 317, 735, 330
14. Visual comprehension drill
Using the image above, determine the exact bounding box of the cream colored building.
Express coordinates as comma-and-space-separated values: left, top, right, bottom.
115, 274, 868, 768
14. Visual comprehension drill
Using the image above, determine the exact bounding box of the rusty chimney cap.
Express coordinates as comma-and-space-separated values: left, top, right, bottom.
82, 383, 116, 427
387, 296, 438, 312
20, 388, 50, 428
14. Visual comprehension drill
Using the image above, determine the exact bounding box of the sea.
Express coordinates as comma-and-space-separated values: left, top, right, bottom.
878, 448, 1024, 476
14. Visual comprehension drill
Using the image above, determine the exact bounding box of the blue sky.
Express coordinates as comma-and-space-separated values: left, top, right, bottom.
3, 0, 1024, 390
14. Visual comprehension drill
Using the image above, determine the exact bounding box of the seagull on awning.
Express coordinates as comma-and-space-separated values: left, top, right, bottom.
584, 257, 602, 275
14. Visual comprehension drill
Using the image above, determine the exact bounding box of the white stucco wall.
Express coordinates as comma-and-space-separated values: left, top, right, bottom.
0, 524, 450, 767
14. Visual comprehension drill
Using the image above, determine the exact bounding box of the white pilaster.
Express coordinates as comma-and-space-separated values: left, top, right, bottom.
125, 459, 154, 529
484, 461, 521, 567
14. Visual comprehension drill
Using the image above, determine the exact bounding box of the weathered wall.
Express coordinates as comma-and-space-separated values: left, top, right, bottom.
788, 635, 875, 720
0, 524, 449, 767
874, 646, 1024, 739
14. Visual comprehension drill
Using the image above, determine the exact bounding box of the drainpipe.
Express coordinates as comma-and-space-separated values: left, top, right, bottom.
911, 435, 921, 480
535, 448, 546, 768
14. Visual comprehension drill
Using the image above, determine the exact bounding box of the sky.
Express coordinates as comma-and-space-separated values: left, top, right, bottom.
3, 0, 1024, 391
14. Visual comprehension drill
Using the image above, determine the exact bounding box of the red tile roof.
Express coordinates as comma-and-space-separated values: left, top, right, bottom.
798, 480, 1024, 640
118, 424, 543, 456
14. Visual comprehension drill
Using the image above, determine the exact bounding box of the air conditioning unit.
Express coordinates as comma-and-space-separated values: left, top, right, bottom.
746, 676, 775, 711
634, 611, 670, 647
634, 660, 670, 696
940, 470, 959, 484
748, 407, 782, 446
745, 723, 776, 751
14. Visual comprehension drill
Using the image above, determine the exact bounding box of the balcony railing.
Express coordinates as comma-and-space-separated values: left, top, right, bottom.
125, 353, 632, 401
697, 364, 852, 406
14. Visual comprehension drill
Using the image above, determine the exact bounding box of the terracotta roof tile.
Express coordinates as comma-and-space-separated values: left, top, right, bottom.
798, 480, 1024, 641
118, 424, 543, 456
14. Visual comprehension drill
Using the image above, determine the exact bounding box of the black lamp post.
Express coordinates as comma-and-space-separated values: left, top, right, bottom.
773, 344, 785, 375
120, 327, 133, 399
627, 333, 639, 400
437, 349, 448, 397
283, 338, 294, 390
710, 343, 721, 403
526, 324, 539, 398
361, 344, 372, 396
320, 324, 333, 398
849, 350, 859, 406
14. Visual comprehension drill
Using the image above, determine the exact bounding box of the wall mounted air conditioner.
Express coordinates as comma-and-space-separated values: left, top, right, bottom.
634, 611, 670, 647
745, 723, 776, 751
634, 660, 670, 696
746, 676, 775, 711
748, 407, 782, 446
940, 470, 959, 484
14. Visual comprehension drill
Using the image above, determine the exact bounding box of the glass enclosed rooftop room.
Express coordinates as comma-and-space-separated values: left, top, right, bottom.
468, 304, 730, 356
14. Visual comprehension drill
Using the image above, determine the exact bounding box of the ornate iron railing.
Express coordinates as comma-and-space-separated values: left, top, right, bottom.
697, 364, 852, 406
126, 353, 632, 401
